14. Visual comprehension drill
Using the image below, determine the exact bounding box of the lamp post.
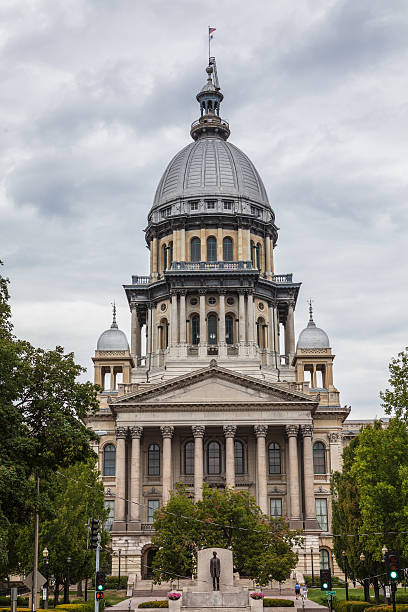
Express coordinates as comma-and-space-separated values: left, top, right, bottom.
311, 548, 314, 587
117, 549, 122, 590
64, 557, 71, 604
42, 548, 49, 609
382, 545, 390, 605
360, 553, 369, 602
342, 551, 349, 601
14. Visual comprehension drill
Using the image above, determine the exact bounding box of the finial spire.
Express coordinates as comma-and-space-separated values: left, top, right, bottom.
308, 299, 314, 322
111, 301, 118, 329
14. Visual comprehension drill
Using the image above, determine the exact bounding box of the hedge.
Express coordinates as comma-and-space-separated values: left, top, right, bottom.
105, 576, 128, 590
366, 607, 408, 612
56, 603, 94, 612
334, 601, 378, 612
0, 598, 28, 606
264, 599, 294, 607
138, 602, 168, 608
0, 609, 31, 612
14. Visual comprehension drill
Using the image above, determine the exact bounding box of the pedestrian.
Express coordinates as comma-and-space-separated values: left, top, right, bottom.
302, 584, 308, 599
295, 582, 301, 599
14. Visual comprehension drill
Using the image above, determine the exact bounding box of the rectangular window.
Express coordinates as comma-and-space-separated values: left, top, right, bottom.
104, 500, 114, 531
251, 205, 261, 217
206, 200, 216, 210
147, 499, 160, 523
161, 206, 171, 218
270, 498, 282, 518
223, 200, 233, 210
316, 498, 328, 531
190, 201, 199, 211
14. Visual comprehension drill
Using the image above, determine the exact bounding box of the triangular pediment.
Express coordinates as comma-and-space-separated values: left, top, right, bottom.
110, 364, 317, 407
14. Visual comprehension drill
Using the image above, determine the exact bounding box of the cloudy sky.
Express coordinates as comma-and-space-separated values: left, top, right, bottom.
1, 0, 407, 419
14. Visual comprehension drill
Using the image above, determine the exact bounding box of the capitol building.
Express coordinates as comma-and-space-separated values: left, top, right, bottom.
86, 57, 357, 584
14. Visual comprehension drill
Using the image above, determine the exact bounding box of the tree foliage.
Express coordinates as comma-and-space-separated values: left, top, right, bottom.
151, 484, 300, 586
381, 347, 408, 421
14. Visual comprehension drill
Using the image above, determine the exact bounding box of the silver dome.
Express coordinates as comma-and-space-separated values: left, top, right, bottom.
297, 318, 330, 350
97, 307, 129, 351
152, 136, 270, 210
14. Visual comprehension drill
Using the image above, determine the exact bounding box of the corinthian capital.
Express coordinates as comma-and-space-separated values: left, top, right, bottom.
285, 424, 299, 437
130, 425, 143, 439
115, 426, 128, 439
254, 424, 268, 438
192, 424, 205, 438
301, 424, 314, 438
328, 432, 340, 443
160, 425, 175, 439
223, 424, 237, 438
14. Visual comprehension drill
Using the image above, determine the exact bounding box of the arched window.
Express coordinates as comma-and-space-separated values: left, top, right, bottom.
184, 441, 194, 475
208, 313, 218, 344
313, 442, 326, 474
256, 318, 266, 348
159, 319, 168, 349
223, 237, 233, 261
320, 549, 330, 570
207, 237, 217, 262
148, 443, 160, 476
190, 237, 201, 262
207, 441, 221, 474
162, 244, 168, 270
191, 314, 200, 345
225, 315, 234, 345
169, 242, 173, 267
103, 444, 116, 476
234, 440, 245, 474
268, 442, 281, 474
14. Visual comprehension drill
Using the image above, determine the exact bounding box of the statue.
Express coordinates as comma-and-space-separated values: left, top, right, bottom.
210, 551, 221, 591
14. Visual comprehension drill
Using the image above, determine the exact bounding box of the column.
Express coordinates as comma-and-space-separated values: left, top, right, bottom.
170, 292, 178, 347
129, 426, 143, 523
237, 227, 243, 260
247, 292, 255, 343
160, 425, 174, 504
199, 291, 206, 355
285, 424, 301, 527
114, 427, 127, 523
219, 291, 226, 357
217, 227, 223, 261
238, 291, 246, 343
180, 227, 186, 261
152, 237, 158, 279
192, 425, 205, 501
200, 227, 206, 261
286, 302, 295, 358
329, 432, 341, 472
301, 424, 319, 529
224, 425, 237, 488
110, 366, 115, 391
179, 291, 187, 343
131, 306, 141, 362
267, 302, 275, 366
254, 424, 268, 515
243, 228, 251, 261
265, 236, 272, 279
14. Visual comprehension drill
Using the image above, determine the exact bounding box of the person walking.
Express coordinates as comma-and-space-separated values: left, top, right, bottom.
302, 584, 308, 599
295, 582, 301, 599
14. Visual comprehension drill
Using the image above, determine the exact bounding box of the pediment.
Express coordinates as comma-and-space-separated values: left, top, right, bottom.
110, 364, 317, 408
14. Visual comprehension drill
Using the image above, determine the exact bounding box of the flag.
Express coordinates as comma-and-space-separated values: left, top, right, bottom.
209, 27, 216, 38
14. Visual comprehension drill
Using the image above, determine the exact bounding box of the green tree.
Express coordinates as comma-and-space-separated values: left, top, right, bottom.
151, 484, 300, 586
381, 347, 408, 420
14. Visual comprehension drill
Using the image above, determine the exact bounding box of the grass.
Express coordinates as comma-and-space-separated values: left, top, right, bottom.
307, 587, 408, 608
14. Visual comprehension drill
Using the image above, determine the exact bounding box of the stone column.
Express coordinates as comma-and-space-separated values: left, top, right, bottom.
301, 424, 319, 529
152, 237, 158, 279
243, 228, 251, 261
192, 425, 205, 501
161, 425, 175, 504
110, 366, 115, 391
224, 425, 237, 488
329, 432, 341, 472
180, 227, 186, 261
285, 424, 302, 528
238, 291, 246, 343
129, 426, 143, 524
265, 236, 272, 279
267, 302, 275, 366
170, 291, 178, 347
247, 292, 255, 344
254, 425, 268, 514
219, 292, 226, 357
199, 290, 206, 356
179, 291, 186, 343
114, 427, 128, 524
286, 302, 295, 358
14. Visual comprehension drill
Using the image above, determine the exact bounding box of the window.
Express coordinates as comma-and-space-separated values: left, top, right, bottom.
255, 243, 261, 270
103, 444, 116, 476
206, 200, 216, 210
251, 205, 261, 217
313, 442, 326, 474
250, 241, 255, 267
147, 499, 160, 523
191, 314, 200, 345
225, 315, 234, 345
148, 443, 160, 476
270, 498, 282, 518
207, 441, 221, 474
320, 549, 330, 570
223, 237, 233, 261
169, 242, 173, 267
268, 442, 281, 474
234, 440, 245, 474
223, 201, 233, 210
104, 500, 115, 531
190, 201, 199, 211
256, 318, 266, 349
207, 237, 217, 262
161, 206, 171, 218
190, 237, 201, 262
316, 498, 328, 531
207, 313, 218, 345
162, 244, 168, 270
184, 441, 194, 475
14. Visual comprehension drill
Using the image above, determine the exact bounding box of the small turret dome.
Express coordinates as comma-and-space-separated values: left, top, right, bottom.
297, 304, 330, 350
97, 305, 129, 351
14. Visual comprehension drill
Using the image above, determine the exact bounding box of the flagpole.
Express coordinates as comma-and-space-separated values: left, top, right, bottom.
208, 26, 210, 62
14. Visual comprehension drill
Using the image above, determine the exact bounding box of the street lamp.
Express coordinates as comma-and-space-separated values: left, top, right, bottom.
342, 551, 349, 601
382, 546, 391, 605
117, 549, 122, 590
64, 557, 71, 604
311, 548, 314, 587
42, 548, 49, 610
360, 553, 369, 602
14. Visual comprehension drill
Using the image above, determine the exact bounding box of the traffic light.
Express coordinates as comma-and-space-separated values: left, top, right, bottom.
320, 568, 332, 591
95, 570, 106, 594
385, 551, 400, 582
90, 518, 99, 550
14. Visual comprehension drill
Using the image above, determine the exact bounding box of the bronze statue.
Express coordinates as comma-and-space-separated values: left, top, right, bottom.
210, 551, 221, 591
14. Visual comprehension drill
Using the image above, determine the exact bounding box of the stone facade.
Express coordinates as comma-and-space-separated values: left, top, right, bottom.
85, 57, 355, 582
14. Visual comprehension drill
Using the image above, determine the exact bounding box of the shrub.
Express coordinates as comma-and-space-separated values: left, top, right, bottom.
334, 601, 378, 612
0, 609, 31, 612
138, 602, 168, 608
366, 607, 408, 612
105, 576, 128, 589
55, 603, 94, 612
263, 599, 294, 607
